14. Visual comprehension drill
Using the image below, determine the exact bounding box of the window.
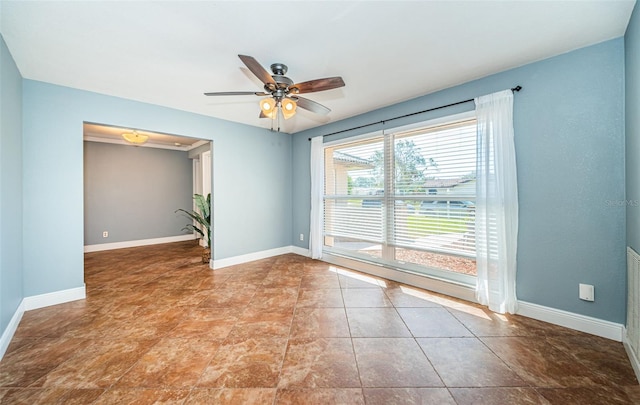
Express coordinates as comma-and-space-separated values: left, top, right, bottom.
323, 116, 477, 282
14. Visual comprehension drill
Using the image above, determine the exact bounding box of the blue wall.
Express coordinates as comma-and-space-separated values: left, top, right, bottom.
0, 36, 23, 333
84, 141, 194, 246
627, 4, 640, 253
293, 39, 627, 323
22, 80, 292, 296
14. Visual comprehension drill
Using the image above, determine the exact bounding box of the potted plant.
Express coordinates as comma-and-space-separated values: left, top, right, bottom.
176, 193, 211, 263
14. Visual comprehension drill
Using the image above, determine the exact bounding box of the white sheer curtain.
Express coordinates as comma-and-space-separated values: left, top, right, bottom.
475, 90, 519, 314
309, 136, 324, 259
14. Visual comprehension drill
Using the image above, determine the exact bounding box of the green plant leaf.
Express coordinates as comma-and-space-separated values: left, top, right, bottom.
182, 224, 204, 239
175, 208, 208, 228
194, 194, 210, 220
177, 193, 212, 248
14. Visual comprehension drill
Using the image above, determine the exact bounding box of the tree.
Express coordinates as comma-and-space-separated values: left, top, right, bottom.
353, 176, 376, 188
370, 140, 437, 194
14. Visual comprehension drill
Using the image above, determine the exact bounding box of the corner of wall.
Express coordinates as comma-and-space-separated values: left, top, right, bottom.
0, 32, 25, 346
0, 285, 86, 361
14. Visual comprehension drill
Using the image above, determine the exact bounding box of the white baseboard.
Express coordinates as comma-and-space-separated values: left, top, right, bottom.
23, 286, 87, 311
290, 246, 311, 257
623, 327, 640, 382
517, 301, 624, 341
0, 301, 25, 360
212, 245, 309, 269
0, 285, 86, 361
84, 234, 196, 252
213, 246, 298, 269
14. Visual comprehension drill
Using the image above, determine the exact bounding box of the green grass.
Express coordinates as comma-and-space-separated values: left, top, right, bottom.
404, 215, 472, 237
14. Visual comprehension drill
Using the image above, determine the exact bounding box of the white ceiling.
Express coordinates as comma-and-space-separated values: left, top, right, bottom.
0, 0, 636, 134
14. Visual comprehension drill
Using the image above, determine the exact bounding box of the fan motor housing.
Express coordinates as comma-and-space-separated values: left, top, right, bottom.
270, 63, 288, 75
272, 75, 293, 86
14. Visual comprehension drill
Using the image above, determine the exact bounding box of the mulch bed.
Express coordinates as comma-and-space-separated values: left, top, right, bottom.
393, 249, 477, 276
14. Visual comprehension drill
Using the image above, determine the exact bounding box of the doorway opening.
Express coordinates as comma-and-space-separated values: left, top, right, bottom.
82, 122, 213, 266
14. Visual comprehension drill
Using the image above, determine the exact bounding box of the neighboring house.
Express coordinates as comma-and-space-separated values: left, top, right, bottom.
326, 151, 374, 196
324, 151, 376, 247
424, 178, 476, 196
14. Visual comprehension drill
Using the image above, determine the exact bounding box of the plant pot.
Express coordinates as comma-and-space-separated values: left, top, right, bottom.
202, 247, 211, 264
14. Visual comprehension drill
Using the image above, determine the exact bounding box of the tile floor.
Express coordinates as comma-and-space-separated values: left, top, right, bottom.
0, 241, 638, 404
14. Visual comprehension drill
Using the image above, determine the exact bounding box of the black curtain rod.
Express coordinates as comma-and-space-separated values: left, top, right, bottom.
308, 86, 522, 141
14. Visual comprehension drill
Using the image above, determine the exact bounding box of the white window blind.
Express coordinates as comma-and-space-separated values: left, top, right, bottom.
324, 137, 385, 258
322, 117, 477, 278
391, 120, 476, 258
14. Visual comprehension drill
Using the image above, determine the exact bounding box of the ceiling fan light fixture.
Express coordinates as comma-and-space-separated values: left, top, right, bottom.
122, 130, 149, 145
260, 97, 277, 119
205, 55, 345, 125
281, 98, 297, 120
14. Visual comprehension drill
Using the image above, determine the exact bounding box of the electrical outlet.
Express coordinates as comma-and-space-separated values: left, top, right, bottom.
103, 231, 109, 238
579, 283, 594, 301
299, 233, 304, 241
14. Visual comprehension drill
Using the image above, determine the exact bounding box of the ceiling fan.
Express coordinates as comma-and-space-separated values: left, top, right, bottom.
204, 55, 345, 130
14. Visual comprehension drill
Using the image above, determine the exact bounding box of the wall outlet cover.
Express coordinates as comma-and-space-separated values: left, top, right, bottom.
579, 283, 594, 301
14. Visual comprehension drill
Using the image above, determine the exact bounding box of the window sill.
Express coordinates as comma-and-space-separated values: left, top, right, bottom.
322, 252, 477, 303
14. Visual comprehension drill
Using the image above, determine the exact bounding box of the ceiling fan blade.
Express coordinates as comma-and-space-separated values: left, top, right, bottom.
204, 91, 267, 96
291, 77, 345, 94
238, 54, 275, 85
294, 96, 331, 116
